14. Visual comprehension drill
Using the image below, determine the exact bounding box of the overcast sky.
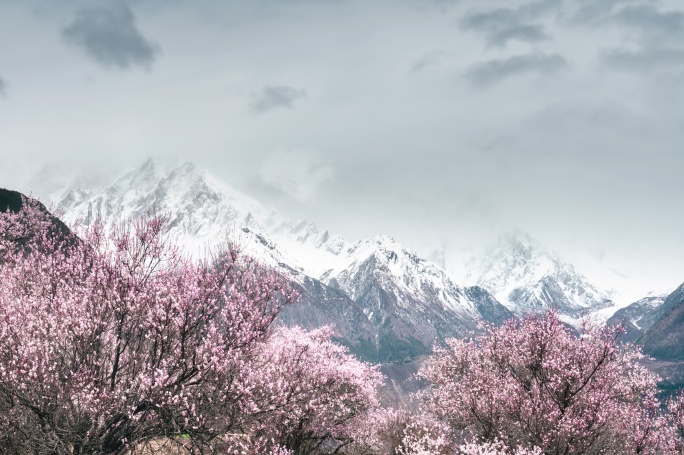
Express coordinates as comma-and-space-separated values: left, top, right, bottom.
0, 0, 682, 296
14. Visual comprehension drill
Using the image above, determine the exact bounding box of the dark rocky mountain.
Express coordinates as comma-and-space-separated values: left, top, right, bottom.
606, 295, 667, 343
0, 188, 74, 249
1, 188, 70, 232
378, 359, 426, 408
0, 188, 25, 213
641, 282, 684, 360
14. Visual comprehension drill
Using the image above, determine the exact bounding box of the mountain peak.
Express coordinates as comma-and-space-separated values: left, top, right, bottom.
465, 229, 615, 322
373, 234, 398, 245
56, 158, 349, 278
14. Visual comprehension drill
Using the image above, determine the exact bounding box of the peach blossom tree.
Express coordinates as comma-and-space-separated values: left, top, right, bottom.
0, 199, 380, 455
419, 312, 676, 455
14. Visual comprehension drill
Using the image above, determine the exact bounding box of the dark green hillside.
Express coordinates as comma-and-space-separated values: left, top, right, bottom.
0, 188, 25, 213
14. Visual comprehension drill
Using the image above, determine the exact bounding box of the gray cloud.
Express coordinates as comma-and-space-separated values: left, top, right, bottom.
474, 133, 519, 171
62, 2, 160, 70
603, 46, 684, 72
461, 9, 549, 47
596, 4, 684, 74
259, 149, 334, 202
463, 53, 567, 87
570, 0, 646, 25
573, 2, 684, 75
460, 0, 561, 47
430, 0, 461, 14
0, 77, 5, 97
612, 5, 684, 42
517, 0, 564, 17
411, 51, 446, 73
249, 85, 306, 113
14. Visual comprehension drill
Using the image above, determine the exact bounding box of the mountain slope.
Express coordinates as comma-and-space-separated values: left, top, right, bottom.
1, 188, 74, 247
322, 236, 512, 360
641, 282, 684, 360
606, 295, 667, 343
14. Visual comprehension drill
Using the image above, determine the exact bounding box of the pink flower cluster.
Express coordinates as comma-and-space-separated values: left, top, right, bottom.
419, 312, 684, 454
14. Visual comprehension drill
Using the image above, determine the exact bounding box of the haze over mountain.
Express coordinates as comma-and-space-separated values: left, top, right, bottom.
55, 159, 636, 353
57, 159, 516, 361
43, 155, 678, 309
464, 232, 616, 321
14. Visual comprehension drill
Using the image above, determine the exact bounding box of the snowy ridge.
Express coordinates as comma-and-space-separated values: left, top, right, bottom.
619, 295, 667, 330
317, 235, 511, 360
321, 235, 484, 316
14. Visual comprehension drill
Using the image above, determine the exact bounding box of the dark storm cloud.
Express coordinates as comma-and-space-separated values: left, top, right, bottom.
603, 47, 684, 72
463, 53, 567, 87
249, 85, 306, 114
460, 0, 561, 47
62, 2, 160, 71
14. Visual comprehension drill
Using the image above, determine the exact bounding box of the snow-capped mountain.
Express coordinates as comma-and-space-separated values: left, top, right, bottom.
323, 235, 511, 324
57, 159, 346, 277
321, 235, 511, 360
56, 158, 510, 361
450, 231, 616, 324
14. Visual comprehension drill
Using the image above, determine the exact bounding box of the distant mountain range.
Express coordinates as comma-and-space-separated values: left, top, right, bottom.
51, 158, 649, 363
603, 282, 684, 363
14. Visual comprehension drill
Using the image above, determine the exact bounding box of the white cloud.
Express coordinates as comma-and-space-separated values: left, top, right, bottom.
259, 149, 335, 202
